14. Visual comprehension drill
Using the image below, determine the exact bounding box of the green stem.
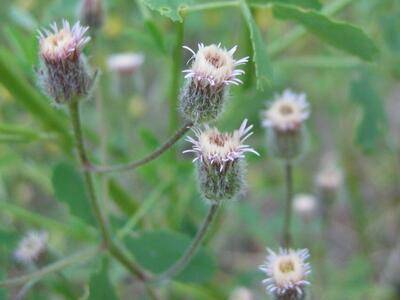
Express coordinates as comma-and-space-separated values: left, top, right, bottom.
182, 1, 238, 13
68, 100, 159, 300
0, 247, 100, 287
168, 21, 184, 133
157, 203, 220, 281
282, 162, 293, 248
89, 121, 193, 173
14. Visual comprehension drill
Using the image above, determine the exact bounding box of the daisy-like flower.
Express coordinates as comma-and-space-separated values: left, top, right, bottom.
107, 53, 144, 75
37, 20, 92, 104
180, 43, 249, 123
293, 194, 317, 222
260, 248, 311, 300
184, 119, 259, 202
262, 89, 310, 161
14, 231, 48, 264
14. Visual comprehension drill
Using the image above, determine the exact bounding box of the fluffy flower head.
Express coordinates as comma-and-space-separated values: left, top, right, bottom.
316, 164, 343, 192
184, 119, 259, 172
183, 43, 248, 88
38, 20, 90, 63
14, 231, 48, 264
260, 248, 311, 299
263, 89, 310, 132
293, 194, 317, 220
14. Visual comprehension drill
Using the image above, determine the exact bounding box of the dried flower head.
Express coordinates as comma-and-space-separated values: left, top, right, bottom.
260, 248, 311, 300
293, 194, 317, 221
184, 119, 259, 202
14, 231, 48, 264
262, 89, 310, 161
229, 287, 254, 300
37, 20, 92, 104
79, 0, 104, 30
180, 43, 249, 123
107, 53, 144, 75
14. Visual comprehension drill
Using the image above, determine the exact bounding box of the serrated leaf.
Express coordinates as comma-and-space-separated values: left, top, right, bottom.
52, 162, 96, 226
350, 70, 386, 152
240, 0, 273, 90
273, 5, 379, 61
142, 0, 193, 22
88, 259, 119, 300
124, 230, 216, 283
249, 0, 321, 10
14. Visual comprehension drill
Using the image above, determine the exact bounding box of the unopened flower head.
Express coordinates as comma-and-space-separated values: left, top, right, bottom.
79, 0, 104, 30
260, 248, 311, 300
107, 53, 144, 75
37, 20, 92, 104
184, 119, 259, 202
293, 194, 317, 221
262, 89, 310, 161
180, 43, 249, 123
14, 231, 48, 264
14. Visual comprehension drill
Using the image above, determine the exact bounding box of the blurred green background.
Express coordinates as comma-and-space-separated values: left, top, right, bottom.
0, 0, 399, 299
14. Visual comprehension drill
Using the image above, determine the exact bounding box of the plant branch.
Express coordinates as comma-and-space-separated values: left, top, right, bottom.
88, 121, 193, 173
0, 247, 100, 287
282, 162, 293, 248
157, 203, 220, 281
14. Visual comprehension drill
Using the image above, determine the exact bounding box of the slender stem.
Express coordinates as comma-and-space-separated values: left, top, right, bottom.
182, 1, 238, 13
282, 162, 293, 248
0, 247, 100, 287
157, 203, 220, 281
68, 100, 110, 246
68, 100, 159, 300
168, 21, 184, 133
89, 121, 193, 173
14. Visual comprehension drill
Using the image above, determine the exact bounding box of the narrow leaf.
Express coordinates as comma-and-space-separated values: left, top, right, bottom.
240, 0, 273, 89
52, 162, 96, 226
272, 5, 379, 61
88, 259, 119, 300
108, 179, 139, 216
142, 0, 193, 22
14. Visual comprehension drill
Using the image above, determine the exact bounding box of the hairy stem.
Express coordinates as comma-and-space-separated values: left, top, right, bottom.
157, 203, 220, 281
89, 121, 193, 173
68, 101, 159, 300
282, 162, 293, 248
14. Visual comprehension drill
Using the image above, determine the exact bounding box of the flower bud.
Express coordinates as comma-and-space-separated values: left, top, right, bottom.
79, 0, 104, 30
262, 89, 310, 161
183, 119, 259, 203
14, 231, 48, 265
180, 43, 248, 124
259, 248, 311, 300
37, 20, 92, 105
293, 193, 317, 222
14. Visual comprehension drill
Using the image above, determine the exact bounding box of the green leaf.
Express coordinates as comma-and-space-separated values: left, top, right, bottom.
52, 162, 96, 226
272, 5, 379, 61
0, 48, 72, 149
142, 0, 193, 22
350, 70, 386, 152
88, 259, 119, 300
240, 0, 273, 89
124, 230, 216, 283
249, 0, 321, 10
107, 179, 139, 216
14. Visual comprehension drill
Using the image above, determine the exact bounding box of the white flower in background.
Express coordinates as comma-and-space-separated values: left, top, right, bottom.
107, 53, 144, 75
184, 119, 259, 202
293, 194, 317, 221
229, 287, 254, 300
183, 43, 248, 88
260, 248, 311, 300
315, 163, 343, 194
180, 43, 249, 123
262, 89, 310, 132
14, 231, 48, 264
37, 20, 92, 104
